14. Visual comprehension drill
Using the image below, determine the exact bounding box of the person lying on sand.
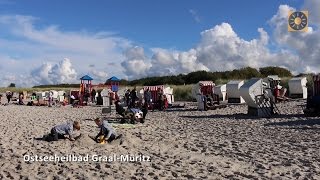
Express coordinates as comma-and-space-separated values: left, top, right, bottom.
115, 100, 146, 124
93, 118, 122, 144
43, 121, 81, 141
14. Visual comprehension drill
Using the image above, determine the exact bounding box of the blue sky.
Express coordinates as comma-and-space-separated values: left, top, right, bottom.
0, 0, 319, 87
0, 0, 302, 50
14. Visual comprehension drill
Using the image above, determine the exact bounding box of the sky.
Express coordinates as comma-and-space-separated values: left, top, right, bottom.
0, 0, 319, 87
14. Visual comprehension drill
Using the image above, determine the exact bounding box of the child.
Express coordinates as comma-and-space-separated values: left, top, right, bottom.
94, 118, 122, 144
44, 121, 81, 141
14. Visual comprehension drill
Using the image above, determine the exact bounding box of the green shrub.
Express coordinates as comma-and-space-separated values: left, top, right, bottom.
172, 85, 193, 101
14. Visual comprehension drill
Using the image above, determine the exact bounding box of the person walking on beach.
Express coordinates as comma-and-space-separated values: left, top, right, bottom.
6, 91, 12, 104
48, 91, 53, 107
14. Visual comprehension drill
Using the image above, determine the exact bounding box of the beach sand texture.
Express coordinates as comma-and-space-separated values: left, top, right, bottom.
0, 99, 319, 179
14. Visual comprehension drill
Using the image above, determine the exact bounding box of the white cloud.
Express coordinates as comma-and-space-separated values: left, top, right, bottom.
269, 4, 320, 73
0, 14, 130, 87
1, 1, 320, 86
303, 0, 320, 26
121, 3, 320, 78
90, 70, 108, 83
30, 58, 77, 85
189, 9, 201, 23
121, 46, 152, 79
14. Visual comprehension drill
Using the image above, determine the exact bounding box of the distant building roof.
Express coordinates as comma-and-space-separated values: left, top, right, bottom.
80, 75, 93, 80
108, 76, 120, 81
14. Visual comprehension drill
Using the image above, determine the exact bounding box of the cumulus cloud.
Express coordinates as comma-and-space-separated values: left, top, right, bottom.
121, 46, 209, 79
90, 70, 108, 83
269, 4, 320, 73
120, 22, 297, 77
1, 1, 320, 86
121, 3, 320, 78
30, 58, 77, 85
0, 14, 130, 87
121, 47, 152, 79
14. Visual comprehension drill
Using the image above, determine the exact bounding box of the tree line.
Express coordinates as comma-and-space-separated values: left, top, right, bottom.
31, 66, 294, 88
123, 66, 293, 86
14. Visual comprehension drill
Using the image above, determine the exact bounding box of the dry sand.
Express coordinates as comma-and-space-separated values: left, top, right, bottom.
0, 98, 319, 179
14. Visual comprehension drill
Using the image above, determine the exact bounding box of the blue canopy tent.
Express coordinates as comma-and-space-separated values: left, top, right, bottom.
106, 76, 120, 92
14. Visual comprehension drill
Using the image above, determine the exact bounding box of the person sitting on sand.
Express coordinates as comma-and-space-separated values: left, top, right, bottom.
273, 81, 289, 102
93, 118, 122, 144
43, 121, 81, 141
18, 93, 24, 105
206, 95, 213, 106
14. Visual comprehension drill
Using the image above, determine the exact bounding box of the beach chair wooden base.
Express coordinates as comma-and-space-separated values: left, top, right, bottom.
303, 108, 320, 117
276, 96, 290, 103
170, 103, 186, 108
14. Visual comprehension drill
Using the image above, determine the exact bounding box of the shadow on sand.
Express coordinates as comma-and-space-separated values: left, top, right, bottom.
180, 113, 258, 120
264, 118, 320, 130
34, 134, 82, 141
166, 108, 198, 112
180, 113, 309, 121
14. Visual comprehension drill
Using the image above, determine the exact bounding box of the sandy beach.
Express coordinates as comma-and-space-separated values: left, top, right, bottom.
0, 99, 319, 179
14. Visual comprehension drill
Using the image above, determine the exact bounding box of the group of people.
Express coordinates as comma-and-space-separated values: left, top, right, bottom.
125, 88, 138, 108
43, 118, 122, 144
0, 91, 24, 105
155, 88, 168, 111
124, 87, 167, 111
115, 100, 147, 124
113, 87, 170, 124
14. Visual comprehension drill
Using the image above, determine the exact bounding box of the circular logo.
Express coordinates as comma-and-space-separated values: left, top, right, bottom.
288, 11, 308, 31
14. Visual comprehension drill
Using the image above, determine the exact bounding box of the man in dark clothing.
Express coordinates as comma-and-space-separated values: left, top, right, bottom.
144, 88, 151, 107
91, 89, 96, 103
130, 88, 138, 108
157, 88, 164, 111
141, 102, 148, 123
6, 91, 12, 103
125, 89, 130, 107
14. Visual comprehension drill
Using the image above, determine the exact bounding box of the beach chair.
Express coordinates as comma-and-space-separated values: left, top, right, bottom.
304, 75, 320, 116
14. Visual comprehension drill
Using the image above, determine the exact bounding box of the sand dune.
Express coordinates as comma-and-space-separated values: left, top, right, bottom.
0, 99, 319, 179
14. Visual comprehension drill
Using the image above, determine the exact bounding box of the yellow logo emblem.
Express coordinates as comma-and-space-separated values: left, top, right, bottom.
288, 11, 308, 32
